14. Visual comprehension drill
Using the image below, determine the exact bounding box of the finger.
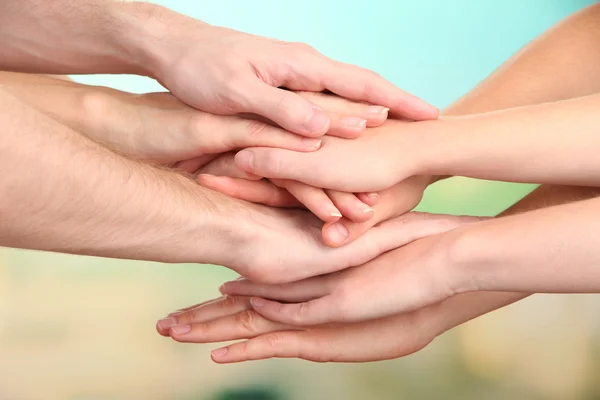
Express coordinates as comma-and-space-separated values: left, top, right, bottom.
356, 192, 380, 207
297, 91, 389, 127
197, 175, 300, 208
323, 180, 426, 247
173, 295, 254, 327
235, 148, 331, 189
249, 296, 338, 326
325, 190, 374, 223
156, 297, 226, 336
241, 82, 331, 137
325, 112, 367, 139
322, 61, 439, 121
210, 331, 314, 363
273, 179, 342, 222
219, 276, 331, 303
169, 309, 293, 344
224, 115, 324, 151
174, 154, 218, 174
211, 313, 431, 363
196, 152, 262, 180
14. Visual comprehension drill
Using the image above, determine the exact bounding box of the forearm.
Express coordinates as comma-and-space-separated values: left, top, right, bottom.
420, 0, 600, 330
0, 1, 184, 77
443, 192, 600, 295
425, 3, 600, 185
423, 184, 600, 335
445, 3, 600, 115
414, 94, 600, 186
0, 90, 233, 264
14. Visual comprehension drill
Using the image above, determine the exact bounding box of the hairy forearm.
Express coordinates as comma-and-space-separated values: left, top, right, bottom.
0, 90, 233, 264
0, 1, 186, 77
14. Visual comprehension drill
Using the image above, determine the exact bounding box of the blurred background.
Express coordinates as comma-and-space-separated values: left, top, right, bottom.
1, 0, 599, 399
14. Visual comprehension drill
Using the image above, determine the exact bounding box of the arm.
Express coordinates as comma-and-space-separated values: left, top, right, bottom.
0, 0, 435, 136
0, 89, 231, 264
232, 4, 600, 190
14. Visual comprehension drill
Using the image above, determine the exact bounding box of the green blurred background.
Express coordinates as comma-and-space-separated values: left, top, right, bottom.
1, 0, 599, 399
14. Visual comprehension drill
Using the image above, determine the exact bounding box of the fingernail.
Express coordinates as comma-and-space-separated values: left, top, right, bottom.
329, 211, 343, 218
341, 117, 367, 129
167, 311, 184, 318
236, 150, 254, 172
302, 138, 322, 149
367, 106, 389, 117
366, 193, 379, 200
327, 222, 349, 245
212, 347, 229, 358
364, 208, 375, 214
157, 317, 177, 331
305, 108, 330, 133
170, 324, 191, 335
251, 297, 266, 308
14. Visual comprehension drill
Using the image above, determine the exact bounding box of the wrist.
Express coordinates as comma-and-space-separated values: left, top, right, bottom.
408, 117, 465, 178
430, 226, 483, 297
109, 2, 212, 80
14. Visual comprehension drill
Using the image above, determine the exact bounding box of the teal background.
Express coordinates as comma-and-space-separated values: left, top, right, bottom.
1, 1, 599, 399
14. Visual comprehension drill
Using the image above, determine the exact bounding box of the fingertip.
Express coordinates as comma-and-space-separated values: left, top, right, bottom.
322, 221, 350, 247
234, 150, 255, 173
357, 192, 379, 206
365, 106, 389, 127
303, 106, 331, 136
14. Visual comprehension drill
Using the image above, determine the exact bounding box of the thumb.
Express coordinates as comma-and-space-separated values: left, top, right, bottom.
242, 82, 330, 137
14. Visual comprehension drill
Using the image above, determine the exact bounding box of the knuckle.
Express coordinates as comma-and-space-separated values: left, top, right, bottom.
292, 302, 310, 323
236, 340, 249, 355
244, 119, 270, 139
235, 309, 258, 333
289, 41, 316, 54
263, 332, 285, 349
220, 295, 239, 309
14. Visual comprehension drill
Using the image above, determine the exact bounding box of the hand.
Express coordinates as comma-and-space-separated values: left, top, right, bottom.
156, 294, 439, 363
213, 206, 471, 284
197, 166, 432, 246
220, 215, 486, 323
145, 11, 438, 136
0, 73, 386, 167
233, 119, 435, 192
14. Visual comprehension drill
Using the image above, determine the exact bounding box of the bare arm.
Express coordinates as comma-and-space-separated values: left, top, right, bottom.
0, 89, 233, 264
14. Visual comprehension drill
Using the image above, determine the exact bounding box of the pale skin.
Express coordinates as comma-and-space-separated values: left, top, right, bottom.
0, 0, 437, 138
0, 0, 440, 237
159, 3, 600, 362
0, 72, 396, 224
0, 78, 454, 284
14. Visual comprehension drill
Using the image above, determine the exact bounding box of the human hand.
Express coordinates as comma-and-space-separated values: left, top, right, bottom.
197, 165, 431, 245
215, 207, 474, 284
220, 215, 486, 323
156, 294, 439, 363
233, 118, 438, 192
141, 9, 438, 137
0, 73, 387, 167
